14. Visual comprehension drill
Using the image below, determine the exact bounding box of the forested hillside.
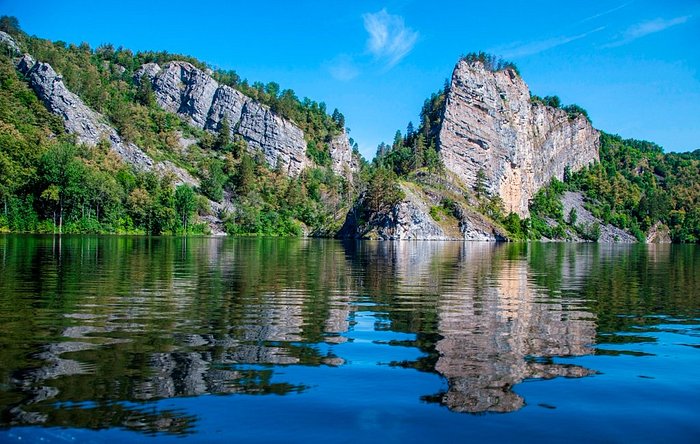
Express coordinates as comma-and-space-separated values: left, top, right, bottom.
365, 54, 699, 243
1, 17, 697, 242
0, 17, 362, 235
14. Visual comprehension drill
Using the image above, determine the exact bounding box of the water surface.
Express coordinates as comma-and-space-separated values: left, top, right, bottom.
0, 236, 698, 442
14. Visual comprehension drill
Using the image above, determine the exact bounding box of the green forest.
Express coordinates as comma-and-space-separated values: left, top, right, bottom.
369, 55, 700, 243
1, 18, 698, 242
0, 17, 361, 236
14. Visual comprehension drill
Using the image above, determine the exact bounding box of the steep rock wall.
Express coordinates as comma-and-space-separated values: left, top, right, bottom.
438, 59, 599, 217
328, 132, 361, 180
16, 54, 197, 187
136, 62, 311, 176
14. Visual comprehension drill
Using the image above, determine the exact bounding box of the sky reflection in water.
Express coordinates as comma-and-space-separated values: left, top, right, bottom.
0, 236, 698, 442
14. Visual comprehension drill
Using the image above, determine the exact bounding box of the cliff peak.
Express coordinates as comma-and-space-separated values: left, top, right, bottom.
438, 58, 599, 217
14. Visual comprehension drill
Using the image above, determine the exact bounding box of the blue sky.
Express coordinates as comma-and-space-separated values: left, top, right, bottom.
3, 0, 699, 158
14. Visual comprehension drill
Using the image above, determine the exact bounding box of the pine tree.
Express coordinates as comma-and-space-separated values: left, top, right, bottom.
215, 117, 231, 150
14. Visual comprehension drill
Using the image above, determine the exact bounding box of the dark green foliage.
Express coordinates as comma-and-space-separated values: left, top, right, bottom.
200, 160, 225, 202
0, 18, 359, 237
577, 222, 601, 241
373, 84, 447, 179
502, 212, 526, 240
528, 132, 700, 242
364, 168, 405, 213
568, 207, 578, 225
175, 185, 197, 232
0, 16, 20, 35
530, 178, 565, 221
475, 168, 487, 198
135, 75, 155, 107
562, 104, 590, 121
530, 95, 591, 122
233, 153, 256, 195
215, 117, 231, 151
460, 52, 519, 75
306, 140, 331, 167
331, 108, 345, 130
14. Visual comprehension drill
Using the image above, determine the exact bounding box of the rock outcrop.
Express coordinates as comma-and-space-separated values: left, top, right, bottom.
328, 132, 361, 180
16, 54, 198, 187
438, 59, 600, 217
0, 30, 21, 55
136, 61, 310, 176
339, 184, 507, 240
646, 222, 672, 243
560, 191, 637, 242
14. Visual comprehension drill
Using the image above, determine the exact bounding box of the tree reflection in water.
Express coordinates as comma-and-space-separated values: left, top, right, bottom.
0, 236, 696, 435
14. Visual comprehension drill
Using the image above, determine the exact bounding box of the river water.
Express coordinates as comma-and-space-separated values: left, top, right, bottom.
0, 236, 698, 442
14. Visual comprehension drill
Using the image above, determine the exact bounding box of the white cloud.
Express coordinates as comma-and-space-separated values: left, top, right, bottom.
605, 15, 691, 47
580, 1, 633, 23
496, 27, 605, 59
362, 9, 418, 68
326, 54, 360, 81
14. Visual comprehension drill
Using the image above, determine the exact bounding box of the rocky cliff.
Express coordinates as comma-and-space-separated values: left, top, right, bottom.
329, 131, 361, 179
438, 59, 600, 217
0, 30, 20, 55
136, 62, 315, 177
339, 182, 507, 241
15, 53, 198, 187
135, 61, 360, 178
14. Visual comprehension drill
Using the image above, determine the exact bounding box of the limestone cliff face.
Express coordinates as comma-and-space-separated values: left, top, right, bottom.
136, 61, 310, 176
16, 54, 198, 187
328, 132, 361, 180
438, 59, 600, 217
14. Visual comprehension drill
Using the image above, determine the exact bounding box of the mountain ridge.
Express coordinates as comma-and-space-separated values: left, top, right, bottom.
0, 23, 697, 242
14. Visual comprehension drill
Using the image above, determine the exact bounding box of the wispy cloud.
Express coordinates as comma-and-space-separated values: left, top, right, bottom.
326, 54, 360, 81
580, 1, 633, 23
496, 27, 605, 59
604, 15, 692, 47
362, 9, 419, 68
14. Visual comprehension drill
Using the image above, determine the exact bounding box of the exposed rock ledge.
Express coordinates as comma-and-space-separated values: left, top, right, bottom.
339, 184, 507, 241
135, 61, 359, 179
560, 191, 637, 242
0, 30, 21, 55
15, 54, 198, 188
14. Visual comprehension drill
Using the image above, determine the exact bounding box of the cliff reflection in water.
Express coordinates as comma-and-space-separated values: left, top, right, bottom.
345, 241, 596, 413
2, 237, 692, 435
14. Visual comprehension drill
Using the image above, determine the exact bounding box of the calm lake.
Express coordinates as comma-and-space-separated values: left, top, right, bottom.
0, 235, 698, 443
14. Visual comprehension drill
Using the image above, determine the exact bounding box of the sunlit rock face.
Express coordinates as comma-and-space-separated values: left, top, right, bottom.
328, 131, 361, 179
136, 61, 309, 176
438, 59, 599, 217
136, 61, 361, 179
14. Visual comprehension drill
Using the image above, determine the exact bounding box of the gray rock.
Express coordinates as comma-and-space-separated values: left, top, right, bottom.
138, 61, 310, 176
560, 191, 637, 242
133, 62, 162, 82
16, 56, 198, 187
645, 222, 672, 243
0, 31, 20, 55
438, 59, 599, 217
329, 132, 360, 179
339, 184, 506, 240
